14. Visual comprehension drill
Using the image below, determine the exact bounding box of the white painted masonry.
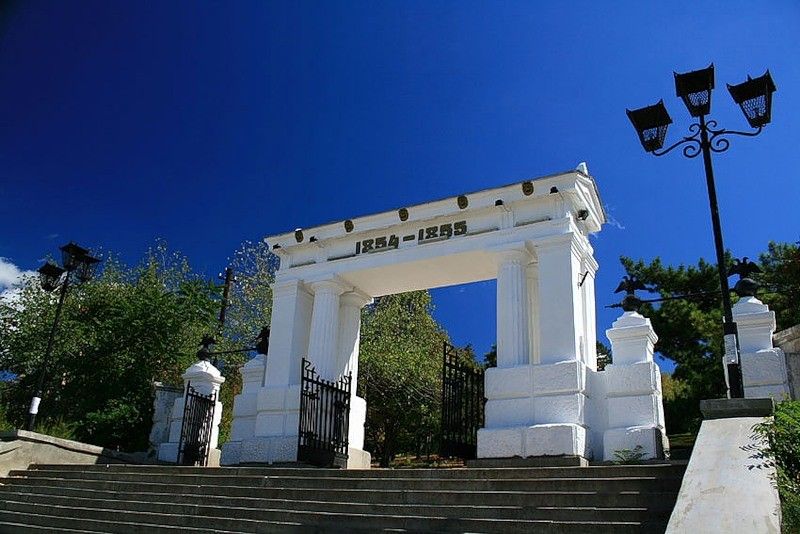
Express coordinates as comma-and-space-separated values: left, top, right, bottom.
733, 296, 791, 401
602, 311, 666, 461
222, 165, 669, 465
157, 360, 225, 465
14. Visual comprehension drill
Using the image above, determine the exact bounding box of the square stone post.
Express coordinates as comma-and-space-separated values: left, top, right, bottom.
733, 296, 791, 401
158, 360, 225, 466
236, 278, 313, 464
525, 233, 590, 458
603, 311, 667, 461
220, 354, 265, 465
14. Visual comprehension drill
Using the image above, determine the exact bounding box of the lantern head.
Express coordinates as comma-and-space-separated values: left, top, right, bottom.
626, 100, 673, 153
75, 254, 100, 283
59, 242, 89, 271
38, 262, 66, 292
674, 64, 715, 117
727, 70, 777, 128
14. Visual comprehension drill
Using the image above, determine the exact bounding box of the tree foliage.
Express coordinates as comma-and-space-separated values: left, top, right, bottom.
0, 241, 220, 450
0, 239, 278, 451
358, 291, 450, 467
620, 241, 800, 433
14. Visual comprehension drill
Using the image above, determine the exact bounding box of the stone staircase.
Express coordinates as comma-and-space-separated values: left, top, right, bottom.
0, 463, 685, 533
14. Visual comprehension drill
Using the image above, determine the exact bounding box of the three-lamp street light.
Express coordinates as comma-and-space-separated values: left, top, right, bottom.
626, 64, 777, 399
28, 242, 100, 431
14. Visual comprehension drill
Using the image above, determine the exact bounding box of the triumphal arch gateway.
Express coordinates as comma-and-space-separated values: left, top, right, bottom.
222, 165, 667, 467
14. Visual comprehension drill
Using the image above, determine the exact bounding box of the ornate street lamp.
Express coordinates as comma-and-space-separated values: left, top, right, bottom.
626, 64, 776, 399
27, 242, 101, 431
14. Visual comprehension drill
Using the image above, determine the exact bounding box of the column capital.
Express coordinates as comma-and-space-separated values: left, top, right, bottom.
308, 276, 350, 296
491, 243, 533, 267
341, 289, 373, 309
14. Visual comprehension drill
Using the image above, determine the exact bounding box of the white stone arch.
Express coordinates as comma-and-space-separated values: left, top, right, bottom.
222, 166, 613, 466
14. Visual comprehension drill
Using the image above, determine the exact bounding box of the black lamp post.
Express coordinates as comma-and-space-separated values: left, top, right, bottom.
626, 64, 776, 399
27, 242, 100, 431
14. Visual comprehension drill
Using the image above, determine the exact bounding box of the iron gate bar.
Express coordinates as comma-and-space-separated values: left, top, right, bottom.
440, 342, 486, 460
177, 383, 217, 467
297, 358, 351, 468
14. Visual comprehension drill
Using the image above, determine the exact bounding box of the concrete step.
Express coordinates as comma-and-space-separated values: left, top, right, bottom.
0, 487, 673, 523
29, 462, 686, 479
7, 469, 683, 492
0, 477, 677, 508
0, 498, 657, 534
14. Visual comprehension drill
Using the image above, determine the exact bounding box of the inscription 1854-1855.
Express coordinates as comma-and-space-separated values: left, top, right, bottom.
355, 221, 467, 255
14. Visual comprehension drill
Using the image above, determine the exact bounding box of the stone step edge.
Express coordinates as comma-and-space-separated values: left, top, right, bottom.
6, 476, 682, 487
0, 476, 678, 497
0, 497, 647, 529
1, 488, 662, 516
0, 510, 247, 534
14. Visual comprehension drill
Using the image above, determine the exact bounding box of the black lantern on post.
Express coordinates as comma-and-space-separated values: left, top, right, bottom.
674, 64, 715, 117
59, 242, 90, 272
626, 100, 672, 153
37, 262, 66, 292
727, 71, 777, 128
626, 64, 777, 399
27, 241, 101, 431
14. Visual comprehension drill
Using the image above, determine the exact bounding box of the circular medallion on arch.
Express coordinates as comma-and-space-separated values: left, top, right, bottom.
344, 219, 354, 233
457, 195, 468, 209
522, 181, 534, 196
398, 208, 409, 221
294, 229, 304, 243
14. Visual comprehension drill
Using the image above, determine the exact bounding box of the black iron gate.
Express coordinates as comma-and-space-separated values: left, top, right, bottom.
177, 383, 217, 466
297, 358, 352, 468
440, 342, 486, 459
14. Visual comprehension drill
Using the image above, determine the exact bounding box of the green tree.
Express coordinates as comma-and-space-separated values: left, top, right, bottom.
0, 241, 220, 450
620, 241, 800, 433
358, 291, 449, 466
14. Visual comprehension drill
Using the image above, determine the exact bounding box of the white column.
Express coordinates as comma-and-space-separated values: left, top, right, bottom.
307, 278, 348, 380
535, 234, 583, 364
337, 291, 372, 462
526, 263, 541, 365
337, 291, 372, 386
496, 247, 531, 367
582, 255, 599, 369
733, 296, 791, 401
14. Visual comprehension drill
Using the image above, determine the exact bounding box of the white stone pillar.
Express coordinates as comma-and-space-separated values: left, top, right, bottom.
221, 354, 265, 465
602, 311, 667, 461
526, 263, 541, 365
535, 234, 583, 364
337, 291, 372, 468
307, 278, 348, 380
733, 296, 791, 401
226, 278, 313, 465
158, 360, 225, 466
496, 247, 531, 367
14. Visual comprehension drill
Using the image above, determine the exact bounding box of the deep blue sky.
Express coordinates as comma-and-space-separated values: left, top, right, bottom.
1, 1, 798, 370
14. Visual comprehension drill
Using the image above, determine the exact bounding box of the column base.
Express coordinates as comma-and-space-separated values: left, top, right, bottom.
603, 425, 667, 461
220, 436, 298, 465
346, 447, 371, 469
467, 456, 587, 468
478, 423, 588, 458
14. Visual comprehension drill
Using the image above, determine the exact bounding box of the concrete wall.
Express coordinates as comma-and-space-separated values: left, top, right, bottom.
666, 415, 780, 533
0, 430, 146, 478
775, 324, 800, 400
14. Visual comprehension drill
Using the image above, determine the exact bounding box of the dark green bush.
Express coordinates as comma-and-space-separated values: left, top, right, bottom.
754, 400, 800, 532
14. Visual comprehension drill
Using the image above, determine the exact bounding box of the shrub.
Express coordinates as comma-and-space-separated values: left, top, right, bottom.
753, 400, 800, 532
612, 445, 646, 464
